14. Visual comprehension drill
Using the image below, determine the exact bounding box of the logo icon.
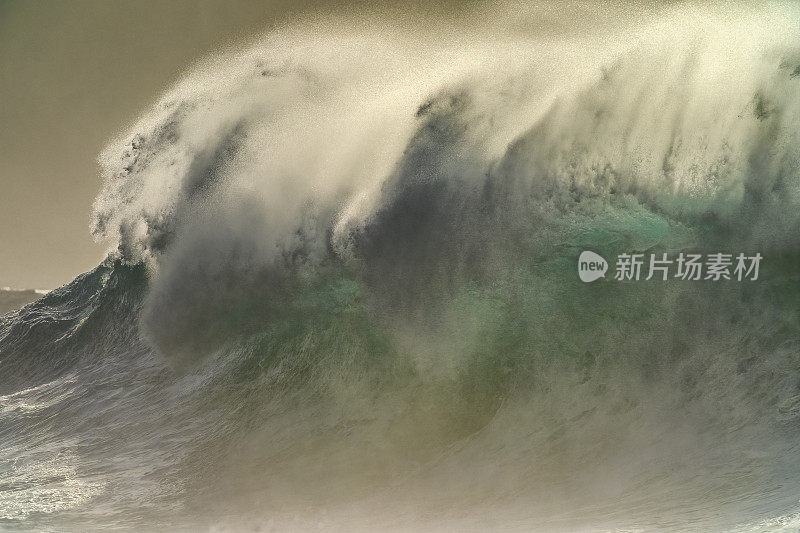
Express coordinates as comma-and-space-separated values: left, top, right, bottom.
578, 251, 608, 282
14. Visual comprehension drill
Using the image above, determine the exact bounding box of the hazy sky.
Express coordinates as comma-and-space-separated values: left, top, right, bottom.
0, 0, 654, 289
1, 0, 433, 289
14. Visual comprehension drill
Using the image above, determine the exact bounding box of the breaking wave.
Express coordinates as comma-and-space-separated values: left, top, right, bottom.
1, 2, 799, 531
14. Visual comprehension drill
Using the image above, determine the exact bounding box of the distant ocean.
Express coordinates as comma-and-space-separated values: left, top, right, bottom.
0, 288, 47, 316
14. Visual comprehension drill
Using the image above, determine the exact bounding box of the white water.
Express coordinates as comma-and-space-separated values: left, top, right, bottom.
0, 1, 798, 531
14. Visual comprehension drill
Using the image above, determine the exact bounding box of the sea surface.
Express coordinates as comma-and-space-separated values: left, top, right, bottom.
1, 2, 799, 530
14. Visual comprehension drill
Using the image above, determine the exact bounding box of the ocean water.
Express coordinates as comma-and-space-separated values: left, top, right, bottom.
1, 2, 799, 531
0, 290, 47, 316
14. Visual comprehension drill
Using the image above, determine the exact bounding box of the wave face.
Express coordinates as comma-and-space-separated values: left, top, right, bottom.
2, 2, 800, 531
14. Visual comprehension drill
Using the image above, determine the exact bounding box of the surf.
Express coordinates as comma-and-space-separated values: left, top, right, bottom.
1, 2, 799, 530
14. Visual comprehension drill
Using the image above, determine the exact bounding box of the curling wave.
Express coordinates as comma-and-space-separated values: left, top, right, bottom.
1, 2, 799, 531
